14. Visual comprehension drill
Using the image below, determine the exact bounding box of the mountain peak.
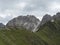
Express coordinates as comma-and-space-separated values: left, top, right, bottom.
43, 14, 51, 18
40, 14, 52, 26
56, 12, 60, 15
6, 15, 40, 32
53, 12, 60, 20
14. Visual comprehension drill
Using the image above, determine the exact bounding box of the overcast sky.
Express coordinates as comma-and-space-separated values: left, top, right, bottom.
0, 0, 60, 24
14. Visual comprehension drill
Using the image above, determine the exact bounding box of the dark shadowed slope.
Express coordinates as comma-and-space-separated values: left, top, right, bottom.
36, 19, 60, 45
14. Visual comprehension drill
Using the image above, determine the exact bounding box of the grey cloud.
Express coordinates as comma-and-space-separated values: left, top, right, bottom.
0, 15, 13, 24
0, 0, 60, 24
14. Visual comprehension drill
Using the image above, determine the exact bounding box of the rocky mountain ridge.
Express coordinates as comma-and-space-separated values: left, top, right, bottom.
0, 12, 60, 32
6, 15, 40, 32
40, 12, 60, 26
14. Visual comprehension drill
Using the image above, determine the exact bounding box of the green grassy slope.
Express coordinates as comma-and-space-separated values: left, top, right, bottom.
36, 20, 60, 45
0, 28, 47, 45
0, 20, 60, 45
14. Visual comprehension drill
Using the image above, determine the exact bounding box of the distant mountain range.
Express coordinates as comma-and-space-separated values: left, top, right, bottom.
0, 12, 60, 32
6, 12, 60, 32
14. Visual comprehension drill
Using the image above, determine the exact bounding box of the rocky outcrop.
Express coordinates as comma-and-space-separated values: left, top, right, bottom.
53, 12, 60, 20
6, 15, 40, 32
40, 12, 60, 26
40, 14, 52, 26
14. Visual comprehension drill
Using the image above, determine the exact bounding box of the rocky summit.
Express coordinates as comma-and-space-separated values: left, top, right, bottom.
6, 15, 40, 32
40, 14, 52, 26
40, 12, 60, 26
53, 12, 60, 20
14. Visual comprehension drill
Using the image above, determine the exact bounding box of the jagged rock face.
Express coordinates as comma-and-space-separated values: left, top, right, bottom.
40, 12, 60, 26
0, 23, 5, 28
40, 14, 52, 26
53, 12, 60, 20
6, 15, 40, 32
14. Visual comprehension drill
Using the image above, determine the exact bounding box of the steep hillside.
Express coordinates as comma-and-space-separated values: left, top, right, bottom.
0, 28, 47, 45
36, 19, 60, 45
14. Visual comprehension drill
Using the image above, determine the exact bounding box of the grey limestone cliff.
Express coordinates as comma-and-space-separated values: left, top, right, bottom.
6, 15, 40, 32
